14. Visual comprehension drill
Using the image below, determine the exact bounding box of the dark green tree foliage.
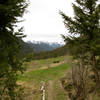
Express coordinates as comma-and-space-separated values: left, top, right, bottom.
0, 0, 28, 99
31, 44, 69, 60
60, 0, 100, 96
61, 0, 100, 79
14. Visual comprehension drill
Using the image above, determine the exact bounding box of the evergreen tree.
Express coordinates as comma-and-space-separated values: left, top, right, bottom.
60, 0, 100, 99
0, 0, 28, 99
61, 0, 100, 83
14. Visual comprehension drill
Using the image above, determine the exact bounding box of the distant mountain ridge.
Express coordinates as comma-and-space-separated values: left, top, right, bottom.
27, 41, 63, 53
19, 40, 63, 57
33, 44, 69, 60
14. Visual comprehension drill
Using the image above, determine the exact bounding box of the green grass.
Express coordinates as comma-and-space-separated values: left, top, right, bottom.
18, 63, 70, 83
23, 56, 67, 70
18, 56, 71, 99
19, 56, 100, 100
53, 80, 67, 100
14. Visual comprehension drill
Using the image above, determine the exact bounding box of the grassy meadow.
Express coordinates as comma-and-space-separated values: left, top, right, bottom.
17, 55, 100, 100
17, 56, 71, 100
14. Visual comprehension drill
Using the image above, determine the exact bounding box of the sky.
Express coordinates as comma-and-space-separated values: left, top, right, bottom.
21, 0, 74, 43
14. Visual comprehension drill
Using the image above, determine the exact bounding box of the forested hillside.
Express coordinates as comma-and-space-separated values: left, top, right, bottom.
19, 40, 63, 57
19, 39, 34, 57
33, 44, 69, 60
27, 41, 63, 53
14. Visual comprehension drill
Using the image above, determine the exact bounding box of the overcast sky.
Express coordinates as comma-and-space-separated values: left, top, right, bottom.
21, 0, 74, 43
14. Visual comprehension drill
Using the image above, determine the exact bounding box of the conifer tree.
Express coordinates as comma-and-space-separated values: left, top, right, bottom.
0, 0, 28, 99
60, 0, 100, 99
61, 0, 100, 83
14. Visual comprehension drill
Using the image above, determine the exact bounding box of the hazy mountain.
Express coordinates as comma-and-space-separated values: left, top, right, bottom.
19, 39, 34, 57
19, 40, 63, 57
27, 41, 63, 53
33, 44, 69, 60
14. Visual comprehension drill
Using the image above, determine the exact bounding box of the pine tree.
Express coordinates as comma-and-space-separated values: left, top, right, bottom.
60, 0, 100, 99
61, 0, 100, 83
0, 0, 28, 99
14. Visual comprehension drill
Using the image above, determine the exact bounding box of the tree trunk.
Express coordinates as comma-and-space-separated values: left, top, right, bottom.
92, 53, 100, 88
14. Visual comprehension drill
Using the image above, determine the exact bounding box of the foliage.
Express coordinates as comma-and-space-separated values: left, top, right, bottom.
0, 0, 28, 99
60, 0, 100, 99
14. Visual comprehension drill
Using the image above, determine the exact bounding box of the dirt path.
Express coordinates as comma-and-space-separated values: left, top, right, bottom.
47, 81, 54, 100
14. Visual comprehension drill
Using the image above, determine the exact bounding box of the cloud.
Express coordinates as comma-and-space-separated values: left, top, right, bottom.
21, 0, 74, 42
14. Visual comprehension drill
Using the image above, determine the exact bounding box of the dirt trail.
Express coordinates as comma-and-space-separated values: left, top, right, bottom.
47, 81, 54, 100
